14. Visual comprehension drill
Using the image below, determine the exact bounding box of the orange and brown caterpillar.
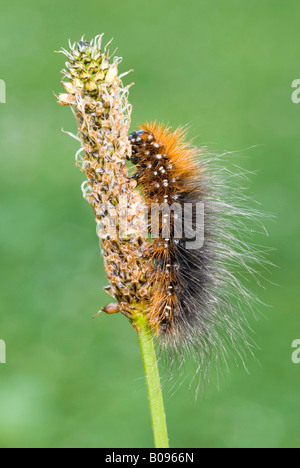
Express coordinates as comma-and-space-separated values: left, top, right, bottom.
128, 123, 263, 364
128, 123, 214, 353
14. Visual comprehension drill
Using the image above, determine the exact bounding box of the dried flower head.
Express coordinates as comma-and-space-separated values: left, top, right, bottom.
58, 35, 151, 318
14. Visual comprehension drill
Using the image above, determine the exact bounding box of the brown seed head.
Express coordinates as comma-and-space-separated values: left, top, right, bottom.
58, 36, 151, 318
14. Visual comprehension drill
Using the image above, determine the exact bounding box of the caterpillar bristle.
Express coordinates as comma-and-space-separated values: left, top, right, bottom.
129, 122, 266, 373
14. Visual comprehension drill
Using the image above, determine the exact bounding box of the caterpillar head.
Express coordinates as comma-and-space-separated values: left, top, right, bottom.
128, 129, 161, 165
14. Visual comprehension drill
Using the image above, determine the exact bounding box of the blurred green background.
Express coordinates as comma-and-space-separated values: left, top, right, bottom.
0, 0, 299, 448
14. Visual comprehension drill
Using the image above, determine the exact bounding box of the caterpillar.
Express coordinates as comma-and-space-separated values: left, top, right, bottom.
128, 122, 264, 365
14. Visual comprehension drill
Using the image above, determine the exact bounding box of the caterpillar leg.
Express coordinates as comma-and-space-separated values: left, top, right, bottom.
128, 130, 146, 164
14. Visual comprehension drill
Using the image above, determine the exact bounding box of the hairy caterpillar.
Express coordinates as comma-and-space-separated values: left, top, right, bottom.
128, 122, 265, 366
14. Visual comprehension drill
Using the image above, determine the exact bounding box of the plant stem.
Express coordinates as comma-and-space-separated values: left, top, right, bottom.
134, 313, 169, 448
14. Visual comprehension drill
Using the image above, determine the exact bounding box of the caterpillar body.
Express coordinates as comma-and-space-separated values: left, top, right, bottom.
128, 123, 261, 364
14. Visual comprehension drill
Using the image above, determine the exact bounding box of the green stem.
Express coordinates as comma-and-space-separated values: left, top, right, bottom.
134, 314, 169, 448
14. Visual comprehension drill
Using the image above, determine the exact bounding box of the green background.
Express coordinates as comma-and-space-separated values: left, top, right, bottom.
0, 0, 299, 448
